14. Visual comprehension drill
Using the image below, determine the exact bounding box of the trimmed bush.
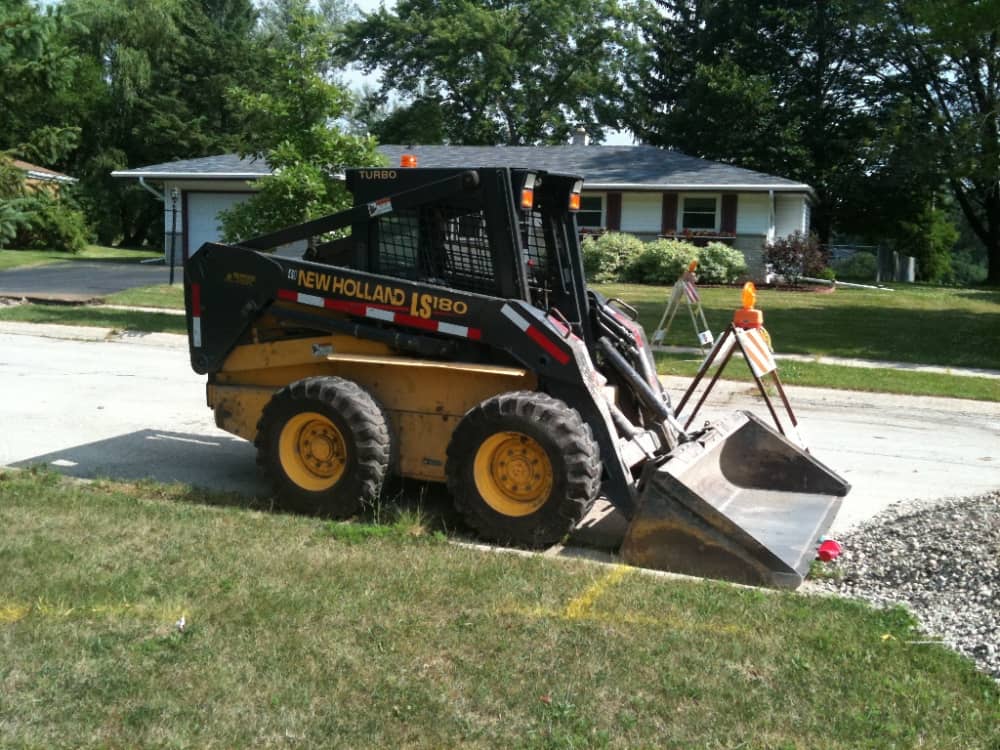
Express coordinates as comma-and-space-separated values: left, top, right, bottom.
696, 241, 747, 283
581, 231, 646, 283
624, 239, 699, 284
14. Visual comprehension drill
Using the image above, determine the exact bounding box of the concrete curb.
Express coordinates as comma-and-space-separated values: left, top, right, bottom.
0, 321, 188, 348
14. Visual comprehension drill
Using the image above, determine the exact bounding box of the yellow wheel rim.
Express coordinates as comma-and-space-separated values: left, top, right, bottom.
473, 431, 553, 517
278, 411, 347, 491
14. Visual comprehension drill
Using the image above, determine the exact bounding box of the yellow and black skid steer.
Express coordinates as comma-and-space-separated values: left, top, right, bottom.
184, 165, 849, 588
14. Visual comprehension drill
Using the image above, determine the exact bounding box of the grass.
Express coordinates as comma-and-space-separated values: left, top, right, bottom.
1, 468, 998, 749
657, 351, 1000, 402
597, 282, 1000, 370
2, 274, 997, 400
105, 283, 184, 309
0, 245, 161, 271
0, 303, 187, 335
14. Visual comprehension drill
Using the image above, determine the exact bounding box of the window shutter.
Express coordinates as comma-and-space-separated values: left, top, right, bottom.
661, 192, 678, 234
721, 194, 738, 234
606, 192, 622, 231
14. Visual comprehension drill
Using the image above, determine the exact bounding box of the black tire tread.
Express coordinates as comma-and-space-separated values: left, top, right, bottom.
255, 376, 391, 517
445, 391, 601, 547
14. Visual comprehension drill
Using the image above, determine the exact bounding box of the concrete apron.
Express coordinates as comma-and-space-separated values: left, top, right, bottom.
566, 375, 1000, 556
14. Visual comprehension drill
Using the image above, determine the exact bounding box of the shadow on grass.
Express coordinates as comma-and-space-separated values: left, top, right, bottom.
12, 427, 463, 533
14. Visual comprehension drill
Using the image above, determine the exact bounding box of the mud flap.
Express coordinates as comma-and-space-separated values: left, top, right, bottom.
620, 411, 850, 588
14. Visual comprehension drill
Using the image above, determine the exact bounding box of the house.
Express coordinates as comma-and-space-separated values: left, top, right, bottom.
112, 146, 812, 275
12, 159, 77, 193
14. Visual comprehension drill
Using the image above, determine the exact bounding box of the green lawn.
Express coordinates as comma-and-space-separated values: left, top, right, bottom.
105, 282, 184, 309
1, 277, 997, 400
598, 283, 1000, 370
0, 245, 161, 271
657, 352, 1000, 402
0, 303, 187, 335
1, 469, 997, 749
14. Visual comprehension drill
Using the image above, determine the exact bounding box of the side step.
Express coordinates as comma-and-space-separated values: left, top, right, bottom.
620, 411, 850, 588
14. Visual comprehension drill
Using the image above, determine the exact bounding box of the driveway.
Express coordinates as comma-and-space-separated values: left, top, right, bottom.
0, 260, 171, 302
1, 327, 998, 540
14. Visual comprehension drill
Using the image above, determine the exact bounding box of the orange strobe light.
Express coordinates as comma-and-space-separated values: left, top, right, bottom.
733, 281, 764, 329
400, 153, 418, 168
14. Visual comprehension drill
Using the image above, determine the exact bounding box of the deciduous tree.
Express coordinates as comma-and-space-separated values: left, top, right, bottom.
341, 0, 638, 145
219, 0, 380, 240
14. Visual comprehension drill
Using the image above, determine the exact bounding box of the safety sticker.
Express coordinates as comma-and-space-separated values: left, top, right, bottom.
367, 197, 393, 217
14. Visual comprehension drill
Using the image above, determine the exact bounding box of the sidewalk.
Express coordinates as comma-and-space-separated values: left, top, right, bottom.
653, 344, 1000, 381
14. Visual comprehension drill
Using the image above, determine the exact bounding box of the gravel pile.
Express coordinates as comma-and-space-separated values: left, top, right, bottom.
813, 490, 999, 681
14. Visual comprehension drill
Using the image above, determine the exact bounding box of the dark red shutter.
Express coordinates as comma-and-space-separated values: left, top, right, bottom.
721, 193, 738, 234
661, 192, 678, 234
606, 192, 622, 231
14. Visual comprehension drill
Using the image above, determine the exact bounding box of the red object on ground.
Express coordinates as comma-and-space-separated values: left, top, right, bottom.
816, 539, 843, 562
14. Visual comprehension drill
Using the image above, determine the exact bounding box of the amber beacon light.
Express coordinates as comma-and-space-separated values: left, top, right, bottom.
400, 153, 418, 168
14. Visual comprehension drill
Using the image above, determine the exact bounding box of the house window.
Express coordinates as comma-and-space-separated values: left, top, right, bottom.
681, 196, 718, 231
577, 194, 604, 228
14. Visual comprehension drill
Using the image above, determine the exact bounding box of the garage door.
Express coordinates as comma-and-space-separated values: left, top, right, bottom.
185, 192, 253, 258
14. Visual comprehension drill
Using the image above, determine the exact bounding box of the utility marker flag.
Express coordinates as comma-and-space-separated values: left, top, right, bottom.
735, 327, 776, 377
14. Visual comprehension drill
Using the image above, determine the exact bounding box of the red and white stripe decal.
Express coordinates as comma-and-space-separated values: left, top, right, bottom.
736, 327, 776, 377
190, 283, 202, 348
683, 280, 700, 303
501, 305, 570, 365
276, 289, 482, 341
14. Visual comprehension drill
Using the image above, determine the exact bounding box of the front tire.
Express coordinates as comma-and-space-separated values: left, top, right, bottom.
256, 376, 391, 517
445, 391, 601, 547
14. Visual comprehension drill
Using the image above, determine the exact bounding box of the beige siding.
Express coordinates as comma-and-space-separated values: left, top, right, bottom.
736, 193, 769, 235
775, 194, 807, 236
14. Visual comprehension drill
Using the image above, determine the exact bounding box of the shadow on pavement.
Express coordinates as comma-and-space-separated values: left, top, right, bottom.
13, 428, 267, 499
12, 428, 625, 555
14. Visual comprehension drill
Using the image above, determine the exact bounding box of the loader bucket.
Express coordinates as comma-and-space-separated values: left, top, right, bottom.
620, 411, 849, 588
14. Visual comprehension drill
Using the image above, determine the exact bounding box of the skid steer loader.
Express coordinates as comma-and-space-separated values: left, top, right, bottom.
184, 165, 848, 588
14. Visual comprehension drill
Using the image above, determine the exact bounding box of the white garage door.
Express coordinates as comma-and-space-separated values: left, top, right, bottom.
186, 192, 253, 257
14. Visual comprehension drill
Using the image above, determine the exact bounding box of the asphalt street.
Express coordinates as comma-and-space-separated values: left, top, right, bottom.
0, 261, 171, 301
1, 329, 998, 538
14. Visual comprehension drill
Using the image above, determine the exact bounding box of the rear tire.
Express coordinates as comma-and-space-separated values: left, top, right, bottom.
446, 391, 601, 547
256, 376, 391, 517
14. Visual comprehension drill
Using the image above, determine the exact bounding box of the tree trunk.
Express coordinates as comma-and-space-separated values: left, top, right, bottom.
987, 241, 1000, 286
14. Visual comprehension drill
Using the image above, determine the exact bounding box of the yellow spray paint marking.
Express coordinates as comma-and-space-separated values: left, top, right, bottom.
0, 604, 29, 623
563, 565, 632, 620
499, 565, 746, 635
0, 598, 189, 623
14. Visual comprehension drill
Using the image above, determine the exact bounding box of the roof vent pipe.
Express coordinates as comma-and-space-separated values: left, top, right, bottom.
572, 127, 590, 147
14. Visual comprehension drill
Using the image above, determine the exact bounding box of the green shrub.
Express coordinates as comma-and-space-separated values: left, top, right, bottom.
696, 241, 747, 283
832, 251, 877, 282
14, 193, 92, 254
581, 231, 646, 282
815, 266, 837, 281
624, 239, 699, 284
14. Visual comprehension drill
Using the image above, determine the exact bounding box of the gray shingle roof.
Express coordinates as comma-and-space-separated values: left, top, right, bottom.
110, 154, 271, 179
378, 145, 809, 191
111, 146, 810, 191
